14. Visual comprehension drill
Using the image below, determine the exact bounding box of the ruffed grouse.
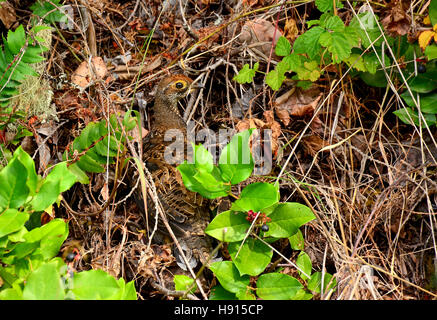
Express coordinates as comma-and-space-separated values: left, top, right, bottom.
134, 74, 213, 270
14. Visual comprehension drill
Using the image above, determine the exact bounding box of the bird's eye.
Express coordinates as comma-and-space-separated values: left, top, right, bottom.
175, 81, 185, 89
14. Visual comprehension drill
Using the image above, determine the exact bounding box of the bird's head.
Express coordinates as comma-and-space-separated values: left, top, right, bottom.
156, 74, 193, 104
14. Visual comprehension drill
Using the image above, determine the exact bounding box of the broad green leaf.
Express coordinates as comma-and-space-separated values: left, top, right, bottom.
0, 287, 23, 300
425, 44, 437, 60
174, 275, 196, 294
209, 285, 237, 300
350, 12, 384, 48
359, 70, 388, 88
308, 272, 337, 294
408, 71, 437, 93
22, 262, 65, 300
72, 269, 129, 300
265, 202, 315, 238
289, 229, 305, 251
293, 26, 325, 59
283, 53, 302, 71
30, 162, 77, 212
0, 209, 29, 238
324, 15, 345, 32
344, 53, 366, 72
209, 261, 250, 294
296, 251, 312, 280
315, 0, 343, 12
23, 218, 68, 260
265, 68, 286, 91
7, 25, 26, 55
0, 157, 29, 210
256, 273, 303, 300
275, 36, 291, 56
295, 60, 321, 82
233, 62, 259, 84
13, 147, 38, 195
393, 107, 436, 127
430, 0, 437, 26
178, 162, 229, 199
193, 143, 214, 173
292, 289, 313, 300
319, 31, 351, 63
400, 91, 437, 114
228, 238, 273, 276
218, 129, 254, 184
205, 210, 250, 242
232, 182, 279, 213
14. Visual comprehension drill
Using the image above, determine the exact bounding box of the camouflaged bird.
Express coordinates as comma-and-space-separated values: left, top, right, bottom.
133, 74, 213, 270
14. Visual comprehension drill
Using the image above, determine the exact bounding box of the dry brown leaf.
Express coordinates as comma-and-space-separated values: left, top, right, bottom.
381, 0, 411, 36
236, 109, 282, 157
274, 87, 323, 126
0, 1, 16, 29
71, 56, 108, 88
284, 18, 299, 43
239, 18, 283, 58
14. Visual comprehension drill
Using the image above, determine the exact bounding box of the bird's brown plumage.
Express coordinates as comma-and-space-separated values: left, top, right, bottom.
133, 74, 212, 269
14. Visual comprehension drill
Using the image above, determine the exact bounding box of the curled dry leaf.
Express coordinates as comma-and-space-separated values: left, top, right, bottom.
71, 56, 108, 89
284, 18, 299, 43
274, 86, 323, 127
239, 18, 283, 58
0, 1, 16, 29
381, 0, 411, 36
236, 109, 281, 157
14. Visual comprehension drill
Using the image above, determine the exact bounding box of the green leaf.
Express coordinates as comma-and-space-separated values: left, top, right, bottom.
174, 275, 196, 294
293, 26, 325, 59
283, 53, 302, 71
350, 12, 384, 48
30, 162, 77, 212
256, 273, 303, 300
425, 44, 437, 60
232, 182, 279, 212
430, 0, 437, 26
324, 15, 345, 32
289, 229, 305, 251
402, 91, 437, 114
23, 218, 68, 260
393, 107, 436, 127
315, 0, 343, 12
344, 53, 366, 72
359, 70, 388, 88
0, 156, 29, 210
296, 251, 312, 281
233, 62, 259, 84
178, 162, 230, 199
205, 210, 250, 242
228, 238, 273, 276
72, 269, 133, 300
408, 71, 437, 93
0, 209, 29, 238
209, 261, 250, 294
265, 68, 286, 91
218, 129, 254, 184
7, 25, 26, 55
295, 60, 321, 82
308, 272, 337, 294
13, 147, 38, 196
275, 36, 291, 56
209, 285, 237, 300
319, 31, 351, 63
22, 261, 65, 300
193, 143, 214, 173
265, 202, 315, 238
